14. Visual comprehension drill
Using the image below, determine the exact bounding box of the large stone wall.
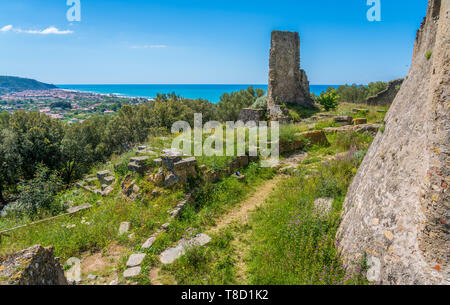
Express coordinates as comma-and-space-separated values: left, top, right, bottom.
337, 0, 448, 285
267, 31, 314, 115
366, 79, 404, 106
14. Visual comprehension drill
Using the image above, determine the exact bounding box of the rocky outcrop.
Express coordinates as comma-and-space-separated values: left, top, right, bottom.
0, 245, 68, 285
337, 0, 449, 285
366, 79, 404, 106
267, 31, 314, 120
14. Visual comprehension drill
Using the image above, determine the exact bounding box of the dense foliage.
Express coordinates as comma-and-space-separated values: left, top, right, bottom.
330, 82, 387, 104
216, 87, 265, 121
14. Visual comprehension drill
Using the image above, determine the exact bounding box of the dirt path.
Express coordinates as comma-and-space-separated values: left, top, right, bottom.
208, 175, 283, 234
149, 267, 163, 285
149, 153, 304, 285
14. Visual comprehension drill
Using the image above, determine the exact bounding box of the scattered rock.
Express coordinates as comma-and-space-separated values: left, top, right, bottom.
66, 203, 92, 214
123, 267, 141, 278
160, 234, 212, 264
353, 118, 368, 125
101, 186, 114, 196
334, 116, 353, 125
142, 237, 156, 249
97, 170, 112, 184
118, 222, 131, 235
352, 108, 369, 113
324, 124, 381, 135
66, 257, 82, 284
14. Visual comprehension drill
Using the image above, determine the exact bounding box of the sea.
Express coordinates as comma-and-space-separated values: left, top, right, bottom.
57, 84, 339, 103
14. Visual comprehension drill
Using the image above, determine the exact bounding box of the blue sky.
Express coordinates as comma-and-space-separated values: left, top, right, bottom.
0, 0, 428, 85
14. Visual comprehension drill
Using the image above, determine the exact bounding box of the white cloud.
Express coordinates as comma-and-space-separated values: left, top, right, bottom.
22, 27, 73, 35
0, 25, 73, 35
131, 45, 168, 49
1, 25, 13, 32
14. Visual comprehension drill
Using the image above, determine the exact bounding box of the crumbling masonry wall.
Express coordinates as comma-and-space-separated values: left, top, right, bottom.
267, 31, 314, 117
366, 79, 404, 106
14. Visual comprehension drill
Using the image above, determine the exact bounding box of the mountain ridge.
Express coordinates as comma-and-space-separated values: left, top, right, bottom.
0, 76, 57, 94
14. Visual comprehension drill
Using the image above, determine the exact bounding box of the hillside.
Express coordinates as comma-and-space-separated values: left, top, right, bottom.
337, 0, 448, 285
0, 76, 57, 94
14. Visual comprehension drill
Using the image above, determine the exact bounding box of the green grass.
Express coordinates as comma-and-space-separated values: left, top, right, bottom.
149, 163, 275, 284
163, 229, 238, 285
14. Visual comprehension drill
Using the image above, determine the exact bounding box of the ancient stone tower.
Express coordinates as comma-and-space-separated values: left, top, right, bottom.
337, 0, 448, 285
267, 31, 314, 119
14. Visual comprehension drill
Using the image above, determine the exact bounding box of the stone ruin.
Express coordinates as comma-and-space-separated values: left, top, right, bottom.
150, 151, 198, 188
0, 245, 68, 285
366, 78, 404, 106
267, 31, 314, 121
237, 108, 265, 124
337, 0, 449, 285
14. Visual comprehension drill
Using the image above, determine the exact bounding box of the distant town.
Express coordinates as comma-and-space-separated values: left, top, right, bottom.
0, 89, 150, 123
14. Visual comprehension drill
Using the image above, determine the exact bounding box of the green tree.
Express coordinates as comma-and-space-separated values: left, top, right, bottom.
0, 128, 22, 208
216, 87, 262, 121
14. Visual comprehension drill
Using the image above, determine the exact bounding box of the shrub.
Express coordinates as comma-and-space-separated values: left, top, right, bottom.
317, 90, 339, 111
425, 50, 432, 60
251, 96, 267, 110
2, 164, 63, 218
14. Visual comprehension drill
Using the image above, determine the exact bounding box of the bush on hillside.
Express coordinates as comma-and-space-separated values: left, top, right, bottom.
317, 90, 339, 111
1, 164, 63, 218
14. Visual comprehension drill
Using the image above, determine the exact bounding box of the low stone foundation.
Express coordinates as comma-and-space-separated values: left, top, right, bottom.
366, 78, 404, 106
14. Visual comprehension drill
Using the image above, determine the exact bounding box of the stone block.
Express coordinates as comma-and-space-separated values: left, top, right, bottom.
353, 118, 368, 125
123, 267, 141, 278
101, 186, 114, 196
126, 253, 146, 267
160, 234, 211, 265
67, 204, 92, 214
97, 170, 112, 183
129, 156, 150, 167
173, 157, 197, 170
296, 130, 329, 146
334, 116, 353, 125
142, 237, 156, 249
118, 222, 131, 235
